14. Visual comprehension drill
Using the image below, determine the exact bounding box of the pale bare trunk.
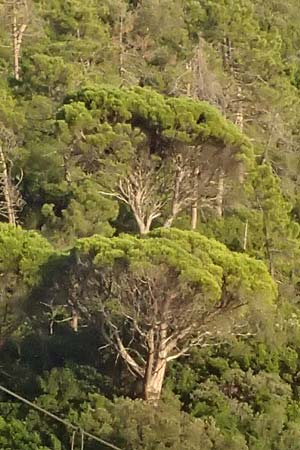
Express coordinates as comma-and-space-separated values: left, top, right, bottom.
143, 323, 168, 405
136, 216, 148, 235
262, 212, 274, 277
119, 14, 124, 78
70, 308, 79, 332
191, 201, 198, 230
163, 216, 174, 228
164, 205, 180, 228
235, 86, 244, 130
11, 1, 28, 81
12, 4, 20, 80
143, 358, 167, 404
0, 144, 16, 225
237, 161, 245, 183
190, 168, 199, 230
222, 37, 233, 72
186, 61, 192, 97
164, 161, 184, 228
235, 87, 245, 183
63, 154, 71, 183
243, 219, 248, 251
216, 170, 224, 218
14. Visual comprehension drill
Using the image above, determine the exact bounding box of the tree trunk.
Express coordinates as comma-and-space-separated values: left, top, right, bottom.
143, 358, 167, 405
186, 61, 192, 97
222, 36, 233, 72
243, 219, 248, 251
11, 0, 28, 81
191, 201, 198, 230
136, 216, 148, 235
119, 13, 125, 78
143, 323, 168, 405
164, 161, 184, 228
12, 3, 20, 81
0, 144, 16, 225
70, 308, 79, 332
262, 211, 274, 277
216, 170, 224, 218
163, 215, 174, 228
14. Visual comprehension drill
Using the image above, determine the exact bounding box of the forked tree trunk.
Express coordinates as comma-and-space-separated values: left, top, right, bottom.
136, 216, 150, 235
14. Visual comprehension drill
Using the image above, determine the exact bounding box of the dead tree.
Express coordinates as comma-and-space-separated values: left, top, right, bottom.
100, 159, 170, 235
4, 0, 30, 80
0, 127, 23, 225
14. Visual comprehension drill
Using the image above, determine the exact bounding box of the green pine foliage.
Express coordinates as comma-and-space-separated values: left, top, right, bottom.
1, 0, 300, 448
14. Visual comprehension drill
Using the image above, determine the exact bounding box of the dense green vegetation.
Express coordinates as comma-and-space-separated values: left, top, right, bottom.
1, 0, 300, 448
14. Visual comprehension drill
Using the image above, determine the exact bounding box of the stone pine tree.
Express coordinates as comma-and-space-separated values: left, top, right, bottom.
40, 228, 276, 404
58, 85, 253, 235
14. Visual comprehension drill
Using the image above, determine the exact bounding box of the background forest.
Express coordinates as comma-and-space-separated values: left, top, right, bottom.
1, 1, 300, 449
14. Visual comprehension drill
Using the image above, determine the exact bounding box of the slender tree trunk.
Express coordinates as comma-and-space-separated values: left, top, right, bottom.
243, 219, 248, 251
11, 0, 28, 81
216, 170, 224, 218
12, 2, 20, 80
262, 211, 274, 277
63, 154, 71, 184
0, 144, 16, 225
70, 308, 79, 332
164, 215, 174, 228
186, 61, 192, 97
164, 160, 184, 228
119, 13, 125, 79
235, 86, 245, 184
190, 167, 200, 229
222, 36, 233, 72
191, 201, 198, 230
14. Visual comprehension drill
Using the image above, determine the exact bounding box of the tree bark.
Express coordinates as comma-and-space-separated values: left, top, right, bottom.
70, 308, 79, 332
216, 170, 224, 218
222, 36, 233, 72
143, 358, 167, 404
119, 13, 125, 78
143, 322, 168, 405
243, 219, 248, 251
262, 211, 274, 277
164, 159, 184, 228
0, 144, 16, 225
11, 0, 28, 81
191, 201, 198, 230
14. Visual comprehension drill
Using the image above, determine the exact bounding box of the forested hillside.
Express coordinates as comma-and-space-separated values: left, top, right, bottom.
1, 1, 300, 449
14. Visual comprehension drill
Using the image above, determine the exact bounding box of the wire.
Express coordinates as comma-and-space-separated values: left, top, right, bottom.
0, 384, 122, 450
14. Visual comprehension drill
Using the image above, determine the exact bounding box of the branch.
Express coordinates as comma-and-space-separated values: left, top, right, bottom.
100, 308, 145, 378
115, 334, 144, 378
